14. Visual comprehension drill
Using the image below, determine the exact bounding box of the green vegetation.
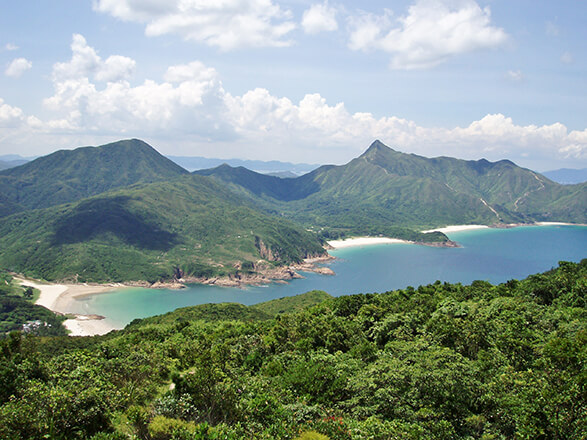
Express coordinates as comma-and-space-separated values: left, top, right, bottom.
197, 140, 587, 240
0, 175, 326, 283
1, 138, 585, 284
253, 290, 332, 316
0, 270, 67, 335
0, 139, 188, 213
1, 261, 585, 439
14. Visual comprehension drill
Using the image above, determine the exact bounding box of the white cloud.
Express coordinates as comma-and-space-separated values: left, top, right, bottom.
43, 36, 228, 138
4, 43, 19, 51
302, 2, 338, 34
93, 0, 296, 50
0, 98, 26, 127
1, 35, 585, 170
52, 34, 135, 82
5, 58, 32, 78
348, 0, 508, 69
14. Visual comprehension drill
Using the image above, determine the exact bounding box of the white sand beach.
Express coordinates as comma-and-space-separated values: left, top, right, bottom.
63, 316, 118, 337
327, 237, 409, 249
16, 277, 122, 336
421, 225, 490, 234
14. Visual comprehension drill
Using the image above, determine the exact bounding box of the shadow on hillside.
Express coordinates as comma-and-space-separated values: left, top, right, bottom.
52, 196, 178, 251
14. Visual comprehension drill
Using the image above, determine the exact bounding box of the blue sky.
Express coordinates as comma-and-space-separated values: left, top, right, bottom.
1, 0, 586, 171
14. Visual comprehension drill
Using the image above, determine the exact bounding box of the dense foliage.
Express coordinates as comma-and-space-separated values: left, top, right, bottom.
0, 270, 67, 335
0, 175, 326, 283
1, 261, 585, 439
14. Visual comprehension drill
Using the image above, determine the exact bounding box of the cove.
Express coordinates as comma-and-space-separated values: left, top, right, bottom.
69, 225, 586, 328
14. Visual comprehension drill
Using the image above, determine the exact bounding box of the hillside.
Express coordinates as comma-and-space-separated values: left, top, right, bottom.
1, 261, 584, 439
0, 175, 326, 283
0, 139, 189, 213
197, 140, 587, 238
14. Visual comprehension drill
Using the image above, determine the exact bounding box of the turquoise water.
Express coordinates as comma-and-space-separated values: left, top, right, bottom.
69, 225, 586, 328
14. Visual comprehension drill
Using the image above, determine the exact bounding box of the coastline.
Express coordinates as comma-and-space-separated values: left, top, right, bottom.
12, 255, 336, 335
327, 237, 410, 249
12, 222, 583, 336
16, 277, 123, 337
421, 224, 490, 234
327, 222, 586, 250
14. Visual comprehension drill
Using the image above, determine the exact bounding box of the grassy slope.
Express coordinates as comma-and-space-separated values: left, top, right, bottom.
0, 139, 189, 213
196, 141, 586, 240
0, 175, 326, 283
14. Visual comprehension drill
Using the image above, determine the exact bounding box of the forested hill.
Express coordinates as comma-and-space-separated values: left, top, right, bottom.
0, 139, 189, 213
197, 140, 587, 232
0, 175, 326, 283
0, 260, 585, 439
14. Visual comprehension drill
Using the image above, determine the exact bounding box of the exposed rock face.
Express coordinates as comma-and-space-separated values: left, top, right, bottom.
255, 236, 278, 261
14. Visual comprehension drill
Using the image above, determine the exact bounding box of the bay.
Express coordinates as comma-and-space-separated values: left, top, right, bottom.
69, 225, 586, 328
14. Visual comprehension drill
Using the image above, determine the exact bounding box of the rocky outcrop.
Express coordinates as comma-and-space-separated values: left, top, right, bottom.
255, 236, 278, 261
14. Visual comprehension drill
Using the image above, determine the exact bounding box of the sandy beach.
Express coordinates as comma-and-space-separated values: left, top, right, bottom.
327, 237, 409, 249
421, 224, 490, 234
326, 225, 492, 248
16, 277, 122, 336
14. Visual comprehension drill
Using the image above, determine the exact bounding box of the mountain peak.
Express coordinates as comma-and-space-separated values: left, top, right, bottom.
360, 140, 398, 158
0, 139, 189, 211
364, 140, 392, 154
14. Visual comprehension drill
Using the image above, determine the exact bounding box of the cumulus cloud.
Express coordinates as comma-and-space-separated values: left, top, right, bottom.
4, 43, 19, 51
5, 58, 32, 78
302, 2, 338, 34
348, 0, 508, 69
52, 34, 135, 82
43, 36, 229, 139
0, 98, 26, 126
223, 86, 586, 167
93, 0, 296, 50
2, 34, 585, 170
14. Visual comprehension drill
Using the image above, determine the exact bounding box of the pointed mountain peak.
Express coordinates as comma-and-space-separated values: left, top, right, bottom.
359, 140, 397, 162
363, 140, 394, 154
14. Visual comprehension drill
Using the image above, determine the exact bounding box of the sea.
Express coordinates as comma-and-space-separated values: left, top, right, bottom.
67, 224, 586, 329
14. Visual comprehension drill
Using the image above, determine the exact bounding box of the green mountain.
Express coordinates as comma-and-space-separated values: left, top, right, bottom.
0, 175, 326, 283
196, 140, 586, 239
0, 139, 189, 214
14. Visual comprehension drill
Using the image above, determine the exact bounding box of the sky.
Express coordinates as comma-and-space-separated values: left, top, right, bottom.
0, 0, 586, 171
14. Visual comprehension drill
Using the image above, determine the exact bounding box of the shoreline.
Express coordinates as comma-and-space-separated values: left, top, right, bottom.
13, 222, 584, 336
421, 224, 490, 234
327, 237, 410, 249
16, 277, 123, 337
12, 255, 336, 335
328, 222, 585, 249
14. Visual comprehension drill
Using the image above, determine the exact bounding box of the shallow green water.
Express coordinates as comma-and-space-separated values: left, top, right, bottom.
68, 225, 586, 328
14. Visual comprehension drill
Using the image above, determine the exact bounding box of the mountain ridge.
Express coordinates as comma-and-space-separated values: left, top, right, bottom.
197, 140, 586, 234
0, 139, 189, 213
